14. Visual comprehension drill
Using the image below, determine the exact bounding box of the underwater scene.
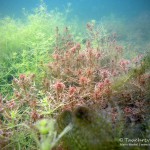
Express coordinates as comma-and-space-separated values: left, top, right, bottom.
0, 0, 150, 150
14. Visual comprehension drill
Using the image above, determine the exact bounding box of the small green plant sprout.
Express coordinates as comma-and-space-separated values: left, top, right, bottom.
35, 119, 72, 150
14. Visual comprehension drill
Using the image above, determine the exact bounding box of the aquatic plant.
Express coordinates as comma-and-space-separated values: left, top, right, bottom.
57, 106, 120, 150
0, 2, 150, 149
47, 24, 149, 149
0, 2, 75, 97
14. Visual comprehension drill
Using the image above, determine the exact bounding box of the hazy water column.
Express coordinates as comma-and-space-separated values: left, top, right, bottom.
0, 0, 150, 19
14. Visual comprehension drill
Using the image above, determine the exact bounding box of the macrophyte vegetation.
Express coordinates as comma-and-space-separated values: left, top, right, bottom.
0, 2, 150, 150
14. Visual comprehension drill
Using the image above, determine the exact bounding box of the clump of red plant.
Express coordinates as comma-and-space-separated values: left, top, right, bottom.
44, 24, 150, 142
45, 23, 136, 110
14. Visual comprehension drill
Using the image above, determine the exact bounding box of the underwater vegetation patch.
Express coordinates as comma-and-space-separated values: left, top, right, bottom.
0, 1, 150, 150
